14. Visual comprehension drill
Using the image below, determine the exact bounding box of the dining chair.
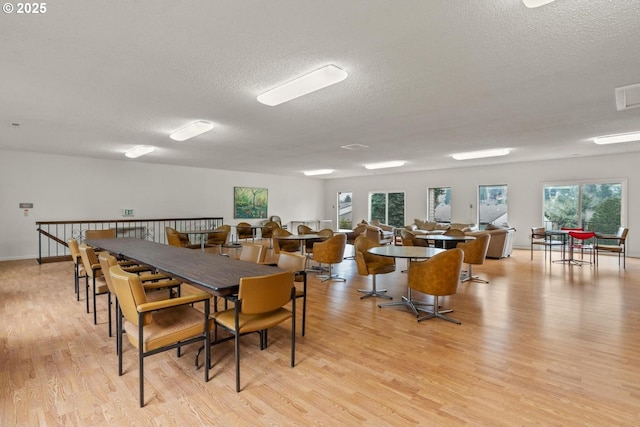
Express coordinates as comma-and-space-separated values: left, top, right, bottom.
165, 226, 200, 249
354, 236, 395, 299
530, 226, 564, 263
84, 229, 116, 240
78, 244, 109, 323
595, 227, 628, 268
456, 234, 491, 283
408, 248, 464, 324
109, 265, 213, 407
273, 228, 301, 254
261, 221, 280, 248
239, 242, 266, 263
212, 270, 296, 392
275, 252, 308, 336
206, 224, 231, 254
236, 222, 254, 242
68, 238, 86, 301
567, 230, 596, 266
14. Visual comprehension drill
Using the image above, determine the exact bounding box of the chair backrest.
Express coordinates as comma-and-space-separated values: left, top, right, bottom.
408, 248, 463, 297
79, 244, 101, 278
269, 215, 283, 227
98, 252, 118, 293
109, 265, 151, 326
617, 227, 629, 242
238, 271, 294, 315
262, 221, 280, 238
239, 243, 266, 263
273, 228, 300, 254
313, 233, 347, 264
444, 229, 465, 237
207, 225, 231, 245
277, 252, 307, 272
400, 229, 428, 247
457, 234, 491, 265
568, 231, 595, 241
531, 227, 546, 239
237, 222, 253, 239
165, 227, 183, 247
85, 229, 116, 240
297, 224, 315, 235
68, 238, 81, 266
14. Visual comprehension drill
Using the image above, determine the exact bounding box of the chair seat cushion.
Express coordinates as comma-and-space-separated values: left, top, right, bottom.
124, 305, 211, 352
213, 307, 292, 334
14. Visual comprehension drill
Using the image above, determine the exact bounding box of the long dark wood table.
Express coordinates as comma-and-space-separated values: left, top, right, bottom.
85, 237, 281, 296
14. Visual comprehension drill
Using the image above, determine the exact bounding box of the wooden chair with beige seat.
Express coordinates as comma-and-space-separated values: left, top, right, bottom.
68, 238, 86, 301
78, 244, 110, 324
108, 265, 213, 407
312, 233, 347, 282
595, 227, 629, 268
408, 248, 464, 324
212, 270, 296, 392
456, 233, 491, 283
354, 236, 395, 300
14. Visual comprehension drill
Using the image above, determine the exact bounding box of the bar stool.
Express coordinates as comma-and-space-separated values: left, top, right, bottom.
567, 230, 596, 266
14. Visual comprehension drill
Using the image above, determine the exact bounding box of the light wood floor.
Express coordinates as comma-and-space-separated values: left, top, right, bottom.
1, 245, 639, 426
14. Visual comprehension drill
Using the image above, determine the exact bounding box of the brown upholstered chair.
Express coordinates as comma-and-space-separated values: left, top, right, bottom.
165, 226, 200, 249
85, 229, 116, 240
354, 236, 395, 299
304, 228, 333, 257
456, 234, 491, 283
212, 270, 296, 392
239, 243, 266, 264
99, 252, 181, 338
236, 222, 254, 242
408, 248, 464, 324
269, 215, 283, 228
78, 244, 109, 324
109, 265, 212, 407
273, 228, 301, 254
595, 227, 628, 268
344, 223, 366, 259
206, 224, 231, 254
400, 229, 429, 247
440, 228, 466, 249
364, 224, 393, 245
275, 252, 308, 336
297, 224, 316, 235
261, 221, 280, 248
312, 233, 347, 282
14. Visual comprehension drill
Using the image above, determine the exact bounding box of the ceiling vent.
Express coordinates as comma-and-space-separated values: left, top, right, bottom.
341, 144, 369, 151
615, 83, 640, 111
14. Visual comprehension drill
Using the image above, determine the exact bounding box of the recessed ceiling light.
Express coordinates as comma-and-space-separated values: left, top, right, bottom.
257, 65, 348, 106
303, 169, 334, 176
125, 145, 155, 158
169, 120, 214, 141
364, 160, 406, 170
341, 144, 369, 151
522, 0, 556, 8
593, 131, 640, 145
452, 148, 510, 161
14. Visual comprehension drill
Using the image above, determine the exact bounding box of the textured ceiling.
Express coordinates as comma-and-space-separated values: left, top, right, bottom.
2, 0, 640, 179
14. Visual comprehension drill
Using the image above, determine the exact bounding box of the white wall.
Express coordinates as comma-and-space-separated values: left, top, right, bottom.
0, 150, 324, 260
323, 152, 640, 257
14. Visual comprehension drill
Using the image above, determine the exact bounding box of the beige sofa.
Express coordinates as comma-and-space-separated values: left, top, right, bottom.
466, 225, 516, 259
404, 219, 477, 235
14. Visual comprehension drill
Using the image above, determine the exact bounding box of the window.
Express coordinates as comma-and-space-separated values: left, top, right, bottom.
369, 191, 405, 227
428, 187, 451, 223
543, 181, 623, 233
337, 192, 353, 230
478, 184, 508, 230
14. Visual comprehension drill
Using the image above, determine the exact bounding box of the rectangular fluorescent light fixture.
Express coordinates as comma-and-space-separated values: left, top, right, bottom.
303, 169, 334, 176
125, 145, 154, 158
594, 131, 640, 145
364, 160, 405, 170
257, 65, 348, 106
522, 0, 555, 8
452, 148, 510, 161
170, 120, 214, 141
